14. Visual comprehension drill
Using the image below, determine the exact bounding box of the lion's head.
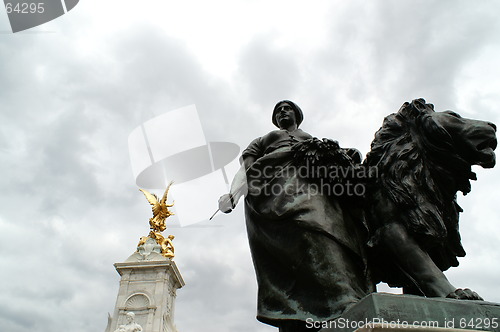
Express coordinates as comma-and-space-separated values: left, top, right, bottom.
365, 98, 497, 272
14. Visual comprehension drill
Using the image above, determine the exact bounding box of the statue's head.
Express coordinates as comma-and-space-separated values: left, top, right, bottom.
272, 100, 303, 128
126, 312, 135, 323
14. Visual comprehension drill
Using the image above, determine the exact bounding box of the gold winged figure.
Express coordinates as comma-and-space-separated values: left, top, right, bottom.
138, 182, 176, 258
139, 182, 175, 233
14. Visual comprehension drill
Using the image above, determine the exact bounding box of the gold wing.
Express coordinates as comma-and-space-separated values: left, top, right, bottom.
139, 189, 159, 206
160, 181, 174, 206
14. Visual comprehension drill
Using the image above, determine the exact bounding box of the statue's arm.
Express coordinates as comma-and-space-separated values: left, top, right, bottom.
218, 155, 255, 213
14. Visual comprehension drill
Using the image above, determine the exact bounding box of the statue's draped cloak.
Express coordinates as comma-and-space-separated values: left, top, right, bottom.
241, 129, 374, 327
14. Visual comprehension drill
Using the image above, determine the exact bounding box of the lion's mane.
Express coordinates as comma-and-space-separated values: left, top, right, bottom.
365, 99, 476, 272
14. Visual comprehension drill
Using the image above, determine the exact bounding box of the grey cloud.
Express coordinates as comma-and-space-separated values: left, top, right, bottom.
0, 19, 261, 332
237, 36, 301, 108
312, 0, 500, 110
366, 0, 500, 105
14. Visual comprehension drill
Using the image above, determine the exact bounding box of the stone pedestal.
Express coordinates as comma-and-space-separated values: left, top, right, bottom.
355, 323, 483, 332
105, 239, 185, 332
318, 293, 500, 332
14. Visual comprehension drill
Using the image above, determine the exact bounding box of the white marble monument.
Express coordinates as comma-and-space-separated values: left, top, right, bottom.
105, 238, 185, 332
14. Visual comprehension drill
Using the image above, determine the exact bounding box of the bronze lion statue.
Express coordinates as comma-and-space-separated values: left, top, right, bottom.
364, 98, 497, 300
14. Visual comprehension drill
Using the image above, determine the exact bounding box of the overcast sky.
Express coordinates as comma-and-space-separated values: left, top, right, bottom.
1, 1, 499, 331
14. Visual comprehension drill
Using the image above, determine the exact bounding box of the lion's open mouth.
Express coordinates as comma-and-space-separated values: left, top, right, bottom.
476, 137, 497, 168
476, 137, 497, 151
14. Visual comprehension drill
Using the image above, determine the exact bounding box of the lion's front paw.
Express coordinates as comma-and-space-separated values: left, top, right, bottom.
446, 288, 483, 301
